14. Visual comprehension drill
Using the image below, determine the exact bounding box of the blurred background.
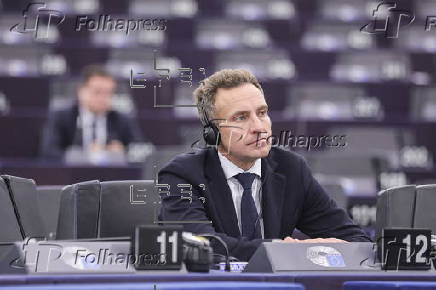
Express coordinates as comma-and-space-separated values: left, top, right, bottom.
0, 0, 436, 237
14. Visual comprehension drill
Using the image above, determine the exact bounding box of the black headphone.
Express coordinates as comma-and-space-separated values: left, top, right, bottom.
200, 106, 221, 146
199, 101, 246, 147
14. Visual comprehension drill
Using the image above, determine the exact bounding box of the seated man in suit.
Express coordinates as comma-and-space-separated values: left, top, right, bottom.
159, 69, 371, 261
40, 65, 144, 161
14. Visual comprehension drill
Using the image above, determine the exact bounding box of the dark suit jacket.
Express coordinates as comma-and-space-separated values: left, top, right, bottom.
159, 147, 371, 261
40, 105, 143, 159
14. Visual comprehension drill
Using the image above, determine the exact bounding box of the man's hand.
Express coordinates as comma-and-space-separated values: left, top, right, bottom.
106, 140, 124, 152
89, 142, 105, 152
282, 237, 348, 243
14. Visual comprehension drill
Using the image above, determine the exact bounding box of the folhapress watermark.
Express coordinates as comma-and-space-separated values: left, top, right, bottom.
10, 2, 167, 39
361, 2, 436, 38
74, 248, 167, 269
202, 122, 347, 152
264, 130, 347, 151
75, 15, 167, 35
10, 2, 65, 39
3, 238, 167, 272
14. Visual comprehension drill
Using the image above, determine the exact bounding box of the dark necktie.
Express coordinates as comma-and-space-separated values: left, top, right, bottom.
234, 173, 262, 239
91, 116, 98, 143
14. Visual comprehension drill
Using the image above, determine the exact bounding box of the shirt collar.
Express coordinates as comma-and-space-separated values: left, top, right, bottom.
217, 150, 261, 180
79, 107, 106, 123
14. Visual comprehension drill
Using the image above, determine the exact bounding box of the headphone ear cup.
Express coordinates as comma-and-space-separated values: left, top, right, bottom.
203, 125, 216, 146
203, 124, 220, 146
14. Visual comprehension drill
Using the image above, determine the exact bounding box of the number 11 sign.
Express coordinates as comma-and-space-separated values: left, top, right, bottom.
135, 225, 183, 270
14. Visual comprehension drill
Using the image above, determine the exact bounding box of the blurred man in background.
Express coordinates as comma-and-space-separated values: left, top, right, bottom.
40, 65, 143, 162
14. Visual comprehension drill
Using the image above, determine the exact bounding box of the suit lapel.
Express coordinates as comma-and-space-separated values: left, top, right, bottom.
71, 105, 82, 146
204, 149, 241, 237
261, 156, 286, 239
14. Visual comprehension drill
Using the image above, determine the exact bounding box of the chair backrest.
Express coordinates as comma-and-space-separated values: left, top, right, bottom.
1, 175, 45, 239
305, 152, 383, 196
411, 87, 436, 121
100, 180, 160, 238
36, 185, 64, 239
330, 127, 408, 153
308, 152, 377, 177
287, 83, 363, 120
375, 184, 436, 240
56, 180, 102, 240
413, 184, 436, 230
0, 177, 23, 242
142, 145, 187, 180
376, 185, 415, 240
56, 180, 159, 240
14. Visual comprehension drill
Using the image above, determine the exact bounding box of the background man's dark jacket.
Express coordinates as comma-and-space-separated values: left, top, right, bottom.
40, 105, 143, 159
158, 147, 371, 261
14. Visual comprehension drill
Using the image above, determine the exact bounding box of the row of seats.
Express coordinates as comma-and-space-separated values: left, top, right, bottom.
0, 175, 160, 242
1, 0, 435, 48
2, 20, 430, 53
2, 78, 436, 123
2, 0, 432, 21
1, 173, 435, 245
1, 120, 434, 193
2, 111, 433, 169
0, 116, 429, 163
1, 47, 435, 84
3, 143, 432, 237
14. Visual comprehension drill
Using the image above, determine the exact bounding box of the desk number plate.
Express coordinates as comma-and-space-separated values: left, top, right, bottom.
134, 225, 183, 270
381, 228, 431, 270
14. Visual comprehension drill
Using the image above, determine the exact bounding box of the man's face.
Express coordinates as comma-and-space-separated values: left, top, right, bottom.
214, 83, 272, 165
78, 75, 115, 114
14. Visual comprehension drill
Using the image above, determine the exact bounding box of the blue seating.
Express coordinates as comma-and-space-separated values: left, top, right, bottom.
0, 282, 305, 290
344, 281, 436, 290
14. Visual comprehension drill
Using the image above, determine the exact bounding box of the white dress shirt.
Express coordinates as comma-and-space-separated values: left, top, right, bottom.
79, 108, 107, 149
217, 151, 264, 238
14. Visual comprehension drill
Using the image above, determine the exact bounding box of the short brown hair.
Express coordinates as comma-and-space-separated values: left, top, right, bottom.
194, 69, 263, 123
79, 64, 113, 86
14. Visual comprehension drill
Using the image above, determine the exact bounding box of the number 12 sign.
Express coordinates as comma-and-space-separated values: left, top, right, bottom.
381, 228, 431, 270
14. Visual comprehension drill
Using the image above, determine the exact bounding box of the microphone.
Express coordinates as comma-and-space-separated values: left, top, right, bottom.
181, 232, 213, 272
197, 233, 231, 271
